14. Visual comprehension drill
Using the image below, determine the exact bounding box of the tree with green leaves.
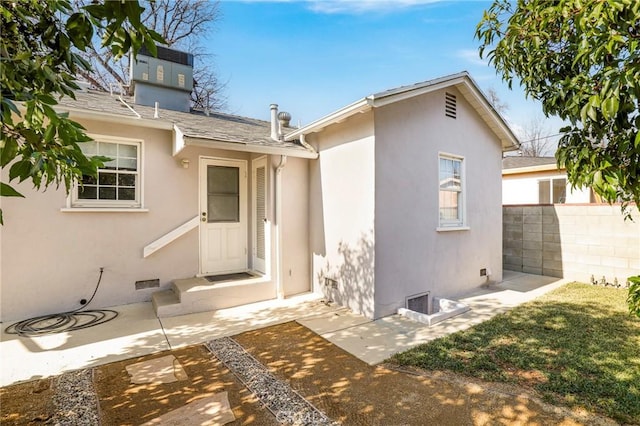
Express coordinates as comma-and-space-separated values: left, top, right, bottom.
477, 0, 639, 210
0, 0, 164, 224
477, 0, 640, 317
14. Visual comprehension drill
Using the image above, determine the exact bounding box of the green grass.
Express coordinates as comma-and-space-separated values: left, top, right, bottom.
389, 283, 640, 424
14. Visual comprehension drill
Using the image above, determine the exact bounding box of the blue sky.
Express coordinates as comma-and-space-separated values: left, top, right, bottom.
204, 0, 563, 143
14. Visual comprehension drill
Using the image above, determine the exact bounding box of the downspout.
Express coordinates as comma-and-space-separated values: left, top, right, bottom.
275, 154, 287, 299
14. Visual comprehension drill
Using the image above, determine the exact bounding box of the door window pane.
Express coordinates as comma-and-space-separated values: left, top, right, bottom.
208, 166, 239, 194
207, 166, 240, 222
208, 195, 239, 222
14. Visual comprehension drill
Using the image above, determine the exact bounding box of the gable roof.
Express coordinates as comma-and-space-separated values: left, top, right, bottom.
502, 156, 561, 174
284, 71, 520, 152
54, 90, 318, 159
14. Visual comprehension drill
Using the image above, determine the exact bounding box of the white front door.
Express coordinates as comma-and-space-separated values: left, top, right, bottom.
252, 157, 268, 274
199, 158, 247, 275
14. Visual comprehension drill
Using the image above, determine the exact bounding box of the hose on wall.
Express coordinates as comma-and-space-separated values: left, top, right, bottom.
4, 268, 119, 337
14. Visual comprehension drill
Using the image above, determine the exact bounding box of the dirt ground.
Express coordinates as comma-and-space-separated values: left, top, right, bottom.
0, 321, 614, 425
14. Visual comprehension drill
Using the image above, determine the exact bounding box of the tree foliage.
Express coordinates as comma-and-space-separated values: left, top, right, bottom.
74, 0, 225, 110
0, 0, 163, 223
478, 0, 640, 317
477, 0, 640, 215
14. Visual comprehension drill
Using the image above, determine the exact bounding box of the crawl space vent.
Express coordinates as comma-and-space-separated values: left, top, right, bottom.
406, 292, 430, 314
445, 92, 457, 119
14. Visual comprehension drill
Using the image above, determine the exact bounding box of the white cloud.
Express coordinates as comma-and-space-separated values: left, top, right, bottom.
305, 0, 444, 14
454, 48, 488, 67
235, 0, 444, 14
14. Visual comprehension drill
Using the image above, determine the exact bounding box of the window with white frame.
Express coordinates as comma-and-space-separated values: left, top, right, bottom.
72, 137, 142, 208
438, 154, 465, 227
538, 178, 566, 204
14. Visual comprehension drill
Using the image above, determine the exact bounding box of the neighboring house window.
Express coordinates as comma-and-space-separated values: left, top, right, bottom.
72, 137, 142, 208
538, 178, 566, 204
438, 154, 465, 227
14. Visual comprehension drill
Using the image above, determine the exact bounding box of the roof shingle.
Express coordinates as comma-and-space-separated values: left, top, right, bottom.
502, 156, 557, 170
55, 90, 312, 154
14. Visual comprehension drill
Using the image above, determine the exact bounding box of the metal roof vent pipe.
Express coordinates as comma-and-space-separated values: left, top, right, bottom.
270, 104, 279, 141
278, 111, 291, 133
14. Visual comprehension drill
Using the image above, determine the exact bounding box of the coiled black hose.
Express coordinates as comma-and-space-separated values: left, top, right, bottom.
4, 268, 118, 337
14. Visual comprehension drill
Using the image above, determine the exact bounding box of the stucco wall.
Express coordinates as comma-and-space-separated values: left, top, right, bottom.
503, 205, 639, 282
503, 170, 591, 204
280, 156, 311, 296
1, 117, 309, 321
373, 87, 504, 318
1, 119, 197, 321
307, 111, 376, 318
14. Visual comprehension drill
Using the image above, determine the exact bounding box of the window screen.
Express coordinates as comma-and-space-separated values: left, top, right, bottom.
439, 155, 464, 226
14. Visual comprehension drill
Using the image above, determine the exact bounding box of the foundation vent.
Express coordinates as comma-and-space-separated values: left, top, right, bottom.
135, 278, 160, 290
445, 92, 457, 119
406, 292, 430, 314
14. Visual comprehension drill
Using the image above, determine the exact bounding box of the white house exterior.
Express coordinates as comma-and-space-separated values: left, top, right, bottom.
0, 90, 316, 321
289, 72, 519, 319
1, 71, 519, 322
502, 156, 593, 205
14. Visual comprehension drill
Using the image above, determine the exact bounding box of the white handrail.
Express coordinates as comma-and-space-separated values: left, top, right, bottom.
143, 215, 199, 258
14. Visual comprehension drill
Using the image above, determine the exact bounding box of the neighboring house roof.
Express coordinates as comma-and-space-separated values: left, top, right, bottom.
284, 71, 520, 152
502, 156, 561, 175
54, 90, 318, 159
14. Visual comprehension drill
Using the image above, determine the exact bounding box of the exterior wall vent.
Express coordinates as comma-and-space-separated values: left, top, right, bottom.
406, 292, 430, 314
445, 92, 457, 119
135, 278, 160, 290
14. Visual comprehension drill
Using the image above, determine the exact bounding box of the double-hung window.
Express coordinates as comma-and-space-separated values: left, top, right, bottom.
71, 137, 142, 208
438, 153, 465, 228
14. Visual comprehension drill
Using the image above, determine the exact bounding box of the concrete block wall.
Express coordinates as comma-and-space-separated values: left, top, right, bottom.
503, 205, 640, 283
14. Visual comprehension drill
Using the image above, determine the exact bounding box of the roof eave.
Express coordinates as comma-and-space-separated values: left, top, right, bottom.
183, 136, 318, 159
284, 98, 371, 141
285, 72, 520, 152
447, 77, 520, 152
59, 106, 174, 131
503, 163, 562, 175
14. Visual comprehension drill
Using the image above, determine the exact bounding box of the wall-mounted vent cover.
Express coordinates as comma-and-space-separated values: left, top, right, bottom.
445, 92, 457, 119
406, 292, 430, 314
135, 278, 160, 290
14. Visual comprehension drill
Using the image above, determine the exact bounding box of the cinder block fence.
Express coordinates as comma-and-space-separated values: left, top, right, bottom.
503, 205, 640, 283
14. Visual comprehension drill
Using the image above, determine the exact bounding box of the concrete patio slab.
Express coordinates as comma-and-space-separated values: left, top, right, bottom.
0, 302, 168, 386
160, 293, 341, 348
302, 271, 571, 365
1, 271, 570, 387
296, 307, 371, 334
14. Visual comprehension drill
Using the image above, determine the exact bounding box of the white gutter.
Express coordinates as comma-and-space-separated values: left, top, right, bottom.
284, 98, 371, 141
502, 163, 561, 175
183, 137, 318, 159
61, 107, 173, 131
275, 155, 287, 299
172, 124, 185, 156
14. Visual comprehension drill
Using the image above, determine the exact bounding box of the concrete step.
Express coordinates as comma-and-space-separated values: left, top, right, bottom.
151, 290, 182, 317
152, 274, 277, 318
